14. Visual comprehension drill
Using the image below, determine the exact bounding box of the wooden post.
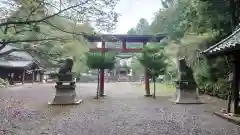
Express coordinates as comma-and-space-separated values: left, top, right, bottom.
227, 71, 233, 113
40, 72, 43, 83
32, 70, 34, 84
229, 0, 238, 31
145, 68, 150, 96
232, 53, 240, 114
96, 69, 100, 99
122, 40, 127, 51
99, 41, 105, 96
143, 42, 151, 96
22, 71, 25, 84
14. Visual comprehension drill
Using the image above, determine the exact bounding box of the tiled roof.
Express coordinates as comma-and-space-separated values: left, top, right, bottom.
0, 60, 33, 68
202, 28, 240, 55
0, 45, 46, 69
0, 44, 34, 60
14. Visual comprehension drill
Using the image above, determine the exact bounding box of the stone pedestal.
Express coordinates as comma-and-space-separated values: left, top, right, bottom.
171, 81, 203, 104
169, 87, 180, 102
48, 84, 82, 105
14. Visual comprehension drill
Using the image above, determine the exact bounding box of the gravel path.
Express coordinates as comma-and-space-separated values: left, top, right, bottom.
0, 82, 239, 135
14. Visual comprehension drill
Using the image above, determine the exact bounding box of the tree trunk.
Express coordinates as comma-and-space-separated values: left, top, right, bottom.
227, 91, 232, 113
227, 72, 233, 113
230, 0, 238, 31
153, 76, 156, 99
145, 68, 150, 96
232, 53, 240, 114
96, 69, 100, 99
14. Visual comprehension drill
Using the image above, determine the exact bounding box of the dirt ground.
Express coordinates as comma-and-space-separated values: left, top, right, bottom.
0, 82, 239, 135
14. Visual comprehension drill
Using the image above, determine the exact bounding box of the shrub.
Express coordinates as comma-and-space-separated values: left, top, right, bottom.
0, 78, 8, 87
198, 79, 229, 100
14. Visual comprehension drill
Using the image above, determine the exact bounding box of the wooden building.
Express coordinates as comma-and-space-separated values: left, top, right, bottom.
0, 45, 45, 84
0, 60, 44, 84
202, 28, 240, 115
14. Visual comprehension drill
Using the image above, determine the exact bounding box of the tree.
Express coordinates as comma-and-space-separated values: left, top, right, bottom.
85, 52, 116, 98
60, 40, 89, 74
126, 18, 152, 75
0, 0, 119, 57
130, 56, 144, 76
127, 0, 239, 100
127, 18, 151, 36
148, 0, 239, 100
127, 28, 137, 35
135, 18, 151, 35
138, 46, 168, 98
199, 0, 239, 31
160, 0, 175, 8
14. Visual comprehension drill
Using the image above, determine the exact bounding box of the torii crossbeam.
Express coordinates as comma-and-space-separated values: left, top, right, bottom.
84, 33, 166, 97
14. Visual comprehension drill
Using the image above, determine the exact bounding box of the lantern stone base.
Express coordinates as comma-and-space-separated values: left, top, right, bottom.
48, 84, 82, 105
172, 90, 203, 104
170, 82, 203, 104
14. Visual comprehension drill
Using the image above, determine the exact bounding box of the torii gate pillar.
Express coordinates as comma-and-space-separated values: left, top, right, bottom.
143, 42, 151, 96
99, 41, 105, 96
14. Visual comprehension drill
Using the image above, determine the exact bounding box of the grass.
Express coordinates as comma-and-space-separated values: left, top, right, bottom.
150, 83, 175, 91
136, 82, 176, 96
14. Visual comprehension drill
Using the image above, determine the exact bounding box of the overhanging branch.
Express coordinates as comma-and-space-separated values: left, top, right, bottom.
0, 46, 62, 57
0, 37, 66, 44
0, 0, 90, 27
43, 20, 85, 35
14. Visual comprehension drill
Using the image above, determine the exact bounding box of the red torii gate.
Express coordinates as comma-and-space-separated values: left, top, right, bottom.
83, 34, 166, 96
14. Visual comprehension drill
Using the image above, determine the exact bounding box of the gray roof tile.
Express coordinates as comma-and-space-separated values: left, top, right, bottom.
0, 60, 33, 68
202, 28, 240, 55
0, 45, 34, 60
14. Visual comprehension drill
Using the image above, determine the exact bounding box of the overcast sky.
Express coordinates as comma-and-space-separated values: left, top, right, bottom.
113, 0, 163, 34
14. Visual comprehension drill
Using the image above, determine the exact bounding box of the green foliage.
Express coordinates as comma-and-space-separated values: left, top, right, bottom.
127, 18, 162, 75
0, 2, 94, 71
0, 0, 119, 72
160, 0, 175, 8
198, 79, 230, 100
131, 56, 144, 75
127, 0, 239, 99
127, 28, 137, 35
165, 58, 178, 81
0, 78, 8, 87
16, 20, 92, 69
138, 46, 168, 78
151, 0, 192, 41
194, 59, 212, 88
85, 52, 116, 70
151, 0, 232, 41
135, 18, 151, 35
153, 0, 238, 99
